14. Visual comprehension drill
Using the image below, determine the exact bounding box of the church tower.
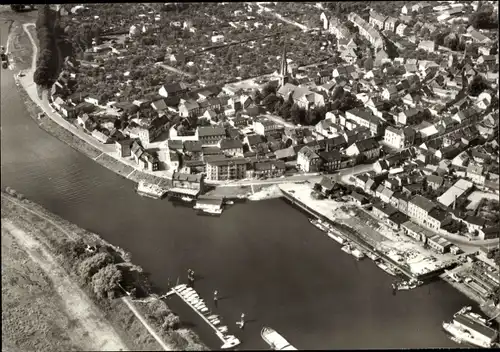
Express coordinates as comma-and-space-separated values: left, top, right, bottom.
279, 42, 289, 87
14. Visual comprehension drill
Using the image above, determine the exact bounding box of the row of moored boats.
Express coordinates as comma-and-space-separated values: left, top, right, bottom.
309, 218, 414, 282
173, 284, 241, 349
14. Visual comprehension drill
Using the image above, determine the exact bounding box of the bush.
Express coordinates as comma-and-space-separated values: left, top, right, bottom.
162, 312, 181, 330
91, 264, 123, 300
78, 252, 114, 282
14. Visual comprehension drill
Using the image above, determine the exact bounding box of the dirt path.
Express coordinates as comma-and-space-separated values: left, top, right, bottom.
3, 220, 129, 351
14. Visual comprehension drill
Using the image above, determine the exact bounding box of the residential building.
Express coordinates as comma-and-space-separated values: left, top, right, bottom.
396, 23, 410, 36
253, 118, 284, 136
137, 115, 169, 145
369, 10, 387, 30
297, 146, 321, 172
196, 126, 226, 146
115, 139, 134, 158
318, 149, 342, 172
418, 40, 436, 53
218, 139, 244, 157
426, 174, 444, 190
171, 171, 205, 193
253, 160, 286, 178
345, 138, 381, 160
427, 235, 452, 253
205, 158, 247, 181
427, 207, 449, 231
159, 82, 189, 98
384, 16, 399, 32
384, 126, 416, 149
345, 108, 384, 136
407, 194, 435, 226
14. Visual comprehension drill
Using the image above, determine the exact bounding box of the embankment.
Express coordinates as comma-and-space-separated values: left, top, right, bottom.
1, 188, 208, 351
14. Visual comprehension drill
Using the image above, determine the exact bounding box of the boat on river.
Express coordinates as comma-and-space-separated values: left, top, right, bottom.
351, 247, 365, 260
261, 327, 297, 350
327, 231, 346, 244
341, 244, 352, 255
375, 259, 398, 277
136, 181, 168, 199
309, 218, 330, 232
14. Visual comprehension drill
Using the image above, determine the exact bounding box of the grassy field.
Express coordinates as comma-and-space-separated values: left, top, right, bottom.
1, 191, 208, 351
1, 226, 83, 352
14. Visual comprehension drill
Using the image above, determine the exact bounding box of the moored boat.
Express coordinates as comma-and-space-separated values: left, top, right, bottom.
261, 327, 297, 350
375, 260, 398, 277
442, 321, 493, 348
309, 218, 329, 232
366, 252, 379, 261
351, 248, 365, 260
136, 181, 168, 199
327, 231, 346, 244
341, 244, 352, 255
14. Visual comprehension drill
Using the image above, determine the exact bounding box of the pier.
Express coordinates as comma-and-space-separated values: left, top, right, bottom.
280, 187, 444, 282
167, 284, 241, 349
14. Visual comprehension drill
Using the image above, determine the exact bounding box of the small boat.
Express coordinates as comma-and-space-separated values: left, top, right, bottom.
197, 208, 223, 216
218, 326, 228, 332
181, 196, 194, 202
341, 244, 352, 255
309, 218, 329, 232
351, 248, 365, 260
366, 252, 379, 261
261, 327, 297, 350
224, 199, 234, 205
200, 307, 209, 312
221, 336, 241, 349
327, 231, 346, 244
375, 260, 398, 277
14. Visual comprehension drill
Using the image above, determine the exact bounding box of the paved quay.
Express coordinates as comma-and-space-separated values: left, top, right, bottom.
278, 182, 459, 281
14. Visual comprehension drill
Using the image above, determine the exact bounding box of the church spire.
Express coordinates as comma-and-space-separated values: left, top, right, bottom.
280, 41, 289, 87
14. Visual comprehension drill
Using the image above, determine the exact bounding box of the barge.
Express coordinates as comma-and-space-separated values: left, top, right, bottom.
136, 181, 168, 199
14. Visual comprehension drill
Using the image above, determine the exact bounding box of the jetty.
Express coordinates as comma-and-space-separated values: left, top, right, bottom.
167, 284, 240, 349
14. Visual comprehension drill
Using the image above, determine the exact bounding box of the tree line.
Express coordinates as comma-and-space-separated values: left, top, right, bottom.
33, 5, 59, 89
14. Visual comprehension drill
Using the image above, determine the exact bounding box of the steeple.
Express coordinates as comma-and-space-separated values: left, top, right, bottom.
279, 41, 289, 87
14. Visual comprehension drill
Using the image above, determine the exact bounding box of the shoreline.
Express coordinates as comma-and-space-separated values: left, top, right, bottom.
2, 188, 208, 350
279, 183, 500, 323
11, 22, 304, 202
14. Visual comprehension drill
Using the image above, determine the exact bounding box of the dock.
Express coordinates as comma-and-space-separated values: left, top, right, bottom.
279, 185, 444, 281
167, 284, 241, 349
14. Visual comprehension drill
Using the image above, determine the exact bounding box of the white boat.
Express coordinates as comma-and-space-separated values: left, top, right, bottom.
454, 306, 472, 318
327, 231, 345, 244
375, 260, 398, 277
261, 327, 297, 350
197, 208, 223, 215
221, 336, 241, 349
351, 248, 365, 260
136, 181, 168, 199
200, 307, 209, 313
366, 252, 379, 261
442, 321, 493, 348
218, 326, 228, 333
181, 196, 194, 202
309, 218, 329, 232
225, 200, 234, 205
341, 244, 352, 255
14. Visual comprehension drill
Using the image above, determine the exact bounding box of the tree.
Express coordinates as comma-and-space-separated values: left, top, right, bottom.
262, 93, 278, 109
262, 83, 276, 98
331, 86, 344, 101
468, 75, 489, 97
313, 183, 322, 192
470, 10, 498, 30
290, 104, 301, 124
91, 264, 123, 300
78, 252, 114, 281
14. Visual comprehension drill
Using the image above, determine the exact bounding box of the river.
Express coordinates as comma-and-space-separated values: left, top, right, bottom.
0, 14, 470, 350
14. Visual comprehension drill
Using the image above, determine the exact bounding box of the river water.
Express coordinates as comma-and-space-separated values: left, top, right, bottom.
0, 16, 469, 350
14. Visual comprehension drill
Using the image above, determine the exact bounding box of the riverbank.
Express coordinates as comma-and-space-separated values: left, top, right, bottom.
1, 189, 207, 351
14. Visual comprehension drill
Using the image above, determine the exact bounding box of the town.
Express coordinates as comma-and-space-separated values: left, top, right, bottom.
21, 1, 500, 349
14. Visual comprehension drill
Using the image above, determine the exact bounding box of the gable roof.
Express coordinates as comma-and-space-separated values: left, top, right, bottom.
410, 194, 435, 212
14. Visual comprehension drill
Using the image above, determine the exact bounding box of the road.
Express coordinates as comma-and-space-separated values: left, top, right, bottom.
155, 62, 194, 78
215, 162, 375, 187
260, 112, 296, 129
255, 3, 309, 31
